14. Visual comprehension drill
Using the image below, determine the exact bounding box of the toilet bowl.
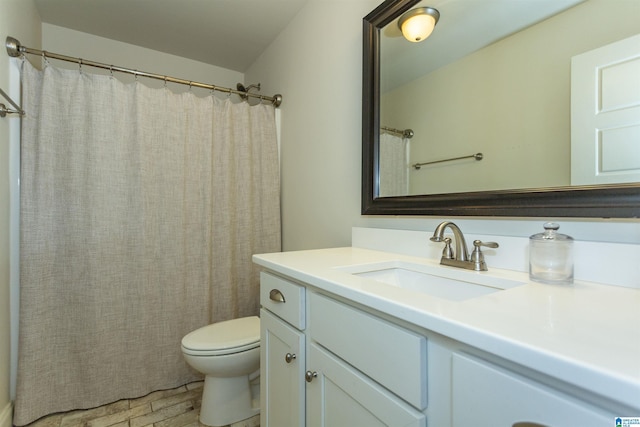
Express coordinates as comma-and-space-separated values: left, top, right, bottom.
181, 316, 260, 427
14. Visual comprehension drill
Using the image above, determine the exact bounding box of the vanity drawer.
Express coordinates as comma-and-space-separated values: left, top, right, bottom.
260, 272, 305, 329
309, 292, 427, 410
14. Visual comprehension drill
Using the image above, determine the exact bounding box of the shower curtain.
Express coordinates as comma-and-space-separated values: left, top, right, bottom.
14, 60, 281, 426
379, 132, 409, 196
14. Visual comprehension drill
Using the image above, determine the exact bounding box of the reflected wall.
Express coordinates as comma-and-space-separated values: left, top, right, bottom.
380, 0, 640, 196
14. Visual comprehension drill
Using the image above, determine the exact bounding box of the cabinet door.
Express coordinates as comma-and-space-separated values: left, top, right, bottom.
309, 292, 427, 410
260, 309, 305, 427
452, 353, 612, 427
306, 343, 426, 427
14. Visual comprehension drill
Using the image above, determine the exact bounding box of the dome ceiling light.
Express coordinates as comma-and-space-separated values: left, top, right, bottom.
398, 7, 440, 42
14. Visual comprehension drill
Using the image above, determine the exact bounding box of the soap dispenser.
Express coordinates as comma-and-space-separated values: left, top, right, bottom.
529, 222, 574, 284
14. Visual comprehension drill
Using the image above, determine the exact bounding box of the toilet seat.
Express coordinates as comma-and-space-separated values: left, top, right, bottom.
181, 316, 260, 356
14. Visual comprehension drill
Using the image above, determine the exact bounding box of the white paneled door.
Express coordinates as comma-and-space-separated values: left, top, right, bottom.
571, 33, 640, 185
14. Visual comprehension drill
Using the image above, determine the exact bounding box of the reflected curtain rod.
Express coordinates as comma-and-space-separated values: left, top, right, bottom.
381, 126, 413, 139
5, 36, 283, 107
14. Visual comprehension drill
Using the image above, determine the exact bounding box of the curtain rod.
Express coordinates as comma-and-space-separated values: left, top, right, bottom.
5, 36, 282, 107
381, 126, 413, 139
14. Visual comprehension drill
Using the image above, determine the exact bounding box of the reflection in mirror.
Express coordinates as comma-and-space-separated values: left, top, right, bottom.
379, 0, 640, 196
362, 0, 640, 217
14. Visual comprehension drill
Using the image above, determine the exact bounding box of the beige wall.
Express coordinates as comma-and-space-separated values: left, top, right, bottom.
1, 1, 41, 424
247, 0, 382, 250
382, 0, 640, 195
247, 0, 640, 251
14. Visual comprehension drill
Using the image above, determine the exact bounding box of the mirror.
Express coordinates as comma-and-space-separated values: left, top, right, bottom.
362, 0, 640, 217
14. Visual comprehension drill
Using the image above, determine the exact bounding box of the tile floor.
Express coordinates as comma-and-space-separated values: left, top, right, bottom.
24, 382, 260, 427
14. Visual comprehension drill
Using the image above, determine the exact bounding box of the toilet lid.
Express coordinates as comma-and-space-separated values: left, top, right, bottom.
182, 316, 260, 354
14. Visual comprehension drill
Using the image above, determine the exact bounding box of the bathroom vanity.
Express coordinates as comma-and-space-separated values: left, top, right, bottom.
255, 247, 640, 426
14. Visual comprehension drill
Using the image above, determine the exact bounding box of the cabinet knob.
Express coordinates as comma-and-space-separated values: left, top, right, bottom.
305, 371, 318, 382
269, 289, 286, 303
285, 353, 297, 364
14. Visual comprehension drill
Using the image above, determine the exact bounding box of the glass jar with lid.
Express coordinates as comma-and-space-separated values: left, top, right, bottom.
529, 222, 574, 284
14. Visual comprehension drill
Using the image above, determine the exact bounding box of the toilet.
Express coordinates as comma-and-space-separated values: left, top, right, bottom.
181, 316, 260, 427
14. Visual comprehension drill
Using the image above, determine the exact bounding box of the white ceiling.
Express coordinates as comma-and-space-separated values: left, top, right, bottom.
33, 0, 309, 72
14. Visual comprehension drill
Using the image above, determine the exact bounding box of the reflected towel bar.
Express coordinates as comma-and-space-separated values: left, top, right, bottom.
413, 152, 483, 170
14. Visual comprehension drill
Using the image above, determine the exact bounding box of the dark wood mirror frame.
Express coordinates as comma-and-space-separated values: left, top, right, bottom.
361, 0, 640, 218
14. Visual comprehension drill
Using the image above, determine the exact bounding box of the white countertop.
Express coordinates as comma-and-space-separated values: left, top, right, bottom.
253, 247, 640, 411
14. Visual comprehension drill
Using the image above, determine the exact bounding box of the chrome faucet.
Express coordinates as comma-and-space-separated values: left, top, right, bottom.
430, 221, 499, 271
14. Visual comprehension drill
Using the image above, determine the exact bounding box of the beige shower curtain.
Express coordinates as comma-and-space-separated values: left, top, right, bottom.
14, 60, 281, 426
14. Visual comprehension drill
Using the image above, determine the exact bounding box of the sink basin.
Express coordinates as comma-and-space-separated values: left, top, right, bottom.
338, 261, 524, 301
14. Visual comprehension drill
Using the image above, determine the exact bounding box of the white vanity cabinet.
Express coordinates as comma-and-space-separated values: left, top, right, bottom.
259, 272, 306, 427
451, 353, 612, 427
259, 266, 630, 427
260, 271, 427, 427
306, 343, 425, 427
306, 292, 427, 426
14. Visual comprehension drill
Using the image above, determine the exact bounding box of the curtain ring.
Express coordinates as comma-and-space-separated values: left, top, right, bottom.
134, 70, 138, 82
109, 65, 114, 79
78, 58, 83, 73
164, 76, 167, 88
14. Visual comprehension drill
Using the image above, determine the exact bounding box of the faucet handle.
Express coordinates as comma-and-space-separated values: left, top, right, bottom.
441, 237, 454, 259
470, 240, 499, 271
473, 240, 499, 249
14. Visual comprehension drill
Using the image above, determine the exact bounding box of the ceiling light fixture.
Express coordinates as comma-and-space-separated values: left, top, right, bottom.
398, 7, 440, 42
